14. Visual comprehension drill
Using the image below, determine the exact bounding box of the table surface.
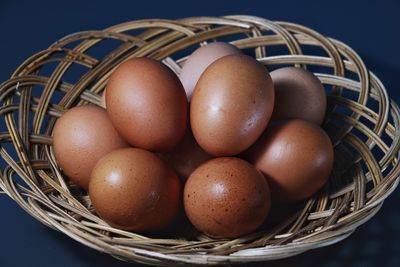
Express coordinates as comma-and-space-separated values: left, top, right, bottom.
1, 0, 399, 266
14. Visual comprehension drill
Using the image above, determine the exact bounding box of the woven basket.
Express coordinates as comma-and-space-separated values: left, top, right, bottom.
1, 15, 399, 266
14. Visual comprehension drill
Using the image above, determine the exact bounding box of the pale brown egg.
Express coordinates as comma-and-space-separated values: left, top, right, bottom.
190, 54, 275, 156
270, 67, 327, 125
184, 157, 271, 238
180, 42, 241, 100
89, 148, 181, 232
106, 57, 188, 151
244, 119, 334, 202
52, 105, 128, 190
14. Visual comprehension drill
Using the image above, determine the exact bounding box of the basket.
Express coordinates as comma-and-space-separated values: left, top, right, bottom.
0, 15, 399, 266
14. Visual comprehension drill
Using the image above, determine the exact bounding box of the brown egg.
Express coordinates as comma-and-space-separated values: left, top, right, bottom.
159, 127, 213, 180
89, 148, 181, 232
52, 105, 128, 190
184, 157, 271, 238
180, 42, 242, 100
244, 120, 334, 202
106, 57, 188, 151
190, 54, 274, 156
271, 67, 327, 125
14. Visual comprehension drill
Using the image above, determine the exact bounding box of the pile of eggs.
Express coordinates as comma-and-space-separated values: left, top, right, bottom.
53, 42, 334, 238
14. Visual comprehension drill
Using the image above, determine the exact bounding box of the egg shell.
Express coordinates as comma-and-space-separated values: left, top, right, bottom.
184, 157, 271, 238
270, 67, 327, 125
190, 54, 275, 156
159, 127, 213, 180
106, 57, 188, 151
180, 42, 242, 100
244, 119, 334, 202
52, 105, 128, 190
89, 148, 181, 232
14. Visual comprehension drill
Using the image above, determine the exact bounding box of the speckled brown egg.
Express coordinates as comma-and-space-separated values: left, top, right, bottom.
106, 57, 188, 151
52, 105, 128, 190
244, 119, 334, 203
184, 157, 271, 238
89, 148, 181, 232
271, 67, 327, 125
159, 127, 213, 180
180, 42, 242, 100
190, 54, 275, 156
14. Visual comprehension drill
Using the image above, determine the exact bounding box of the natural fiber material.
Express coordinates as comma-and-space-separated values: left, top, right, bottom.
0, 16, 399, 266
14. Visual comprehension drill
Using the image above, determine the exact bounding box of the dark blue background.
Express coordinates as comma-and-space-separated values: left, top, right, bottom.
1, 0, 399, 266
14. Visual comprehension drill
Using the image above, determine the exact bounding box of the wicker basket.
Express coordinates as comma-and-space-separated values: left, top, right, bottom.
0, 15, 399, 266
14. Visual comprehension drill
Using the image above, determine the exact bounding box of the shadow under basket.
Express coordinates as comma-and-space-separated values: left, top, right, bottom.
0, 15, 399, 266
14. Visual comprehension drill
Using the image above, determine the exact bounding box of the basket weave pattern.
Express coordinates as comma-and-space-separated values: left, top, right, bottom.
0, 16, 399, 265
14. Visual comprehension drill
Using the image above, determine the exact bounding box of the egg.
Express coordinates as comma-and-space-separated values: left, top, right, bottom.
159, 127, 212, 180
52, 105, 128, 190
106, 57, 188, 151
190, 54, 275, 156
244, 119, 334, 202
180, 42, 242, 100
270, 67, 327, 125
184, 157, 271, 238
89, 148, 181, 232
